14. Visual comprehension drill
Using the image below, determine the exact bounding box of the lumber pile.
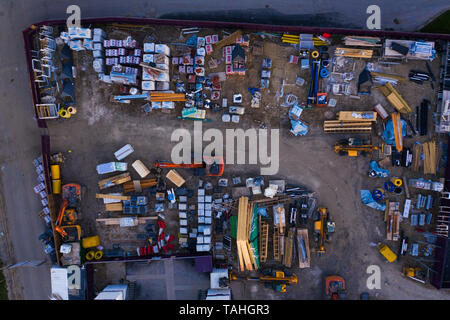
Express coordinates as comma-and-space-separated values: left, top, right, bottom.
334, 47, 373, 58
236, 197, 259, 271
149, 92, 186, 102
337, 111, 377, 122
282, 228, 294, 268
344, 36, 381, 47
423, 141, 437, 175
412, 144, 421, 172
123, 179, 157, 193
297, 229, 310, 268
392, 112, 403, 152
324, 120, 372, 133
378, 83, 412, 113
385, 201, 400, 241
98, 172, 131, 190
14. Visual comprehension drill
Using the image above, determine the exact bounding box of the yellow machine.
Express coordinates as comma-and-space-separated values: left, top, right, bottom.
313, 208, 335, 254
334, 138, 378, 157
403, 267, 427, 284
230, 269, 298, 293
378, 243, 397, 263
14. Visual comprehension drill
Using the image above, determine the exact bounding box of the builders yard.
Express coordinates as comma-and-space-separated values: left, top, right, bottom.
26, 21, 450, 300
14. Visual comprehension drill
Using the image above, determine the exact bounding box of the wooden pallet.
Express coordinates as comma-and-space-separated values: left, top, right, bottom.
96, 194, 131, 201
166, 170, 185, 187
105, 203, 123, 212
324, 120, 372, 133
259, 217, 269, 263
412, 144, 422, 172
273, 226, 281, 262
297, 229, 311, 268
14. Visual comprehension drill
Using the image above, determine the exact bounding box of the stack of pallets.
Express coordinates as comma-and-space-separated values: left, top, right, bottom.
324, 111, 376, 133
334, 47, 373, 58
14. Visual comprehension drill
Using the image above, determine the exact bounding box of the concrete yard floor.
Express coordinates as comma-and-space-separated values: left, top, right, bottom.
46, 26, 450, 299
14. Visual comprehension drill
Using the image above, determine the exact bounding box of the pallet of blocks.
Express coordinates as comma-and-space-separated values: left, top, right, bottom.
324, 120, 372, 133
385, 201, 400, 241
422, 141, 437, 175
98, 172, 131, 190
297, 228, 311, 268
236, 197, 259, 271
378, 82, 412, 114
282, 228, 295, 268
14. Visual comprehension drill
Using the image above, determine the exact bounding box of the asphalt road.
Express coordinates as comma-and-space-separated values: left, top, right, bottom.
0, 0, 448, 300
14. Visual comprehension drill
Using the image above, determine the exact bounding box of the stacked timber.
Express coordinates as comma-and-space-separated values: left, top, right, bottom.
344, 36, 381, 47
337, 111, 377, 122
149, 92, 186, 102
123, 179, 157, 193
385, 201, 400, 241
378, 83, 412, 113
98, 172, 131, 190
96, 216, 157, 225
412, 144, 422, 172
334, 47, 373, 58
423, 141, 437, 175
237, 197, 259, 271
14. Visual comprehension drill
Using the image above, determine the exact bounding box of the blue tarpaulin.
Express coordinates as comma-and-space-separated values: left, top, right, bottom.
369, 161, 390, 178
361, 190, 386, 211
382, 118, 407, 147
290, 120, 309, 136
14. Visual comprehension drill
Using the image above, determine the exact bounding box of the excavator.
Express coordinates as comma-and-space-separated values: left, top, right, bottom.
313, 207, 335, 255
55, 183, 82, 242
154, 155, 224, 176
334, 138, 378, 157
230, 269, 298, 293
55, 200, 81, 242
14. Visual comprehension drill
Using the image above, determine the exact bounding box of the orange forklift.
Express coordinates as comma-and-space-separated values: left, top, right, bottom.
55, 184, 82, 242
313, 208, 335, 255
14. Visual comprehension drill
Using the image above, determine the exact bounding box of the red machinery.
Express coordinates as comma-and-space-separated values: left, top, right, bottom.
154, 155, 224, 176
325, 275, 347, 300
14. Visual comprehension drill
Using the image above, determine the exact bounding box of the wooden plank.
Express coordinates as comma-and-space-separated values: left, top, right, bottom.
392, 112, 403, 152
282, 228, 294, 268
96, 216, 157, 225
213, 30, 242, 49
334, 47, 373, 58
96, 194, 131, 201
105, 203, 123, 211
166, 169, 185, 187
297, 229, 310, 268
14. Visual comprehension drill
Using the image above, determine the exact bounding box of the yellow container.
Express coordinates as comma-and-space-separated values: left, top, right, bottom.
378, 244, 397, 263
50, 164, 60, 179
52, 179, 61, 194
82, 235, 100, 249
